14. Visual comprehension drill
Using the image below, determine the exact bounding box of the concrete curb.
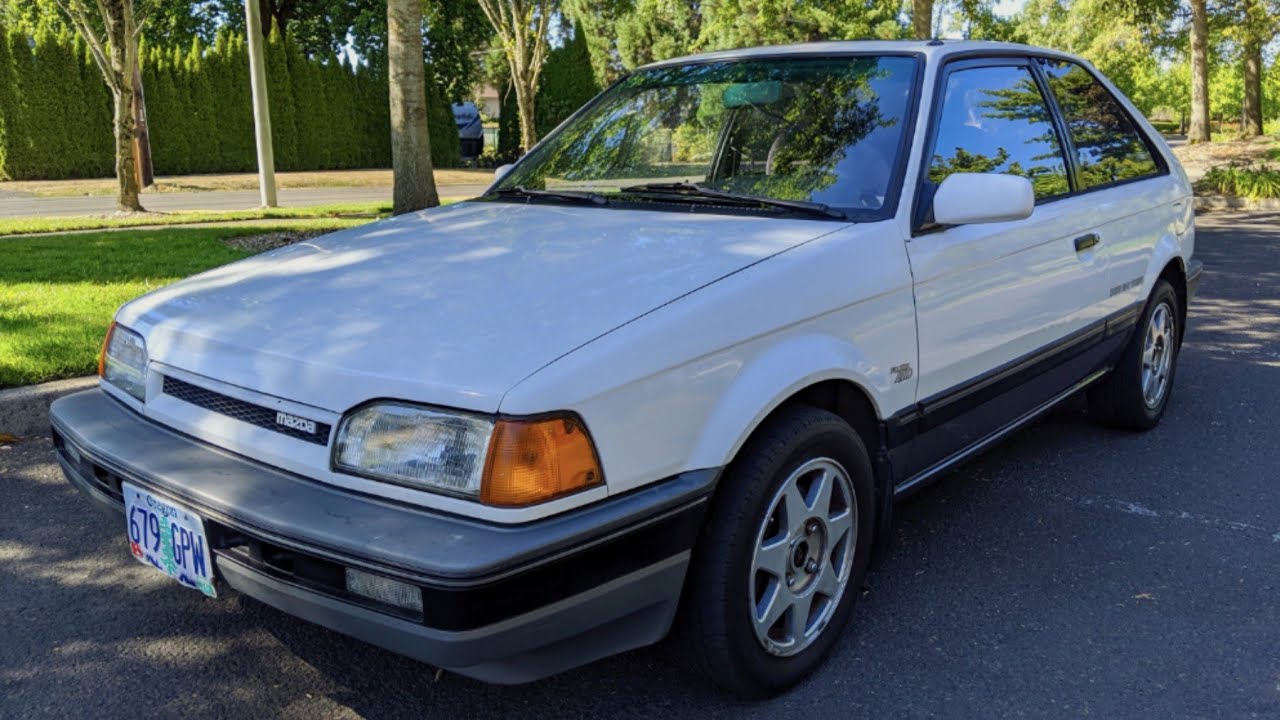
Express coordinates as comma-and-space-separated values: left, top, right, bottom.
0, 376, 97, 439
1194, 195, 1280, 212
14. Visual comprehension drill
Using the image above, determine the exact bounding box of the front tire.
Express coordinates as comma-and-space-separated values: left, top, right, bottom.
677, 406, 875, 698
1090, 278, 1182, 429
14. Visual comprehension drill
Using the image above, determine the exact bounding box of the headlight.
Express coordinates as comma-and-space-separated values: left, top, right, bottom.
333, 403, 603, 506
334, 404, 495, 497
99, 323, 148, 402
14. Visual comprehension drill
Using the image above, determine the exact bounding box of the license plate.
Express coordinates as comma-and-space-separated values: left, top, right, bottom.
123, 483, 216, 597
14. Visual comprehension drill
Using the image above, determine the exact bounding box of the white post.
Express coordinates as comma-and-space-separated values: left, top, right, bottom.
244, 0, 277, 208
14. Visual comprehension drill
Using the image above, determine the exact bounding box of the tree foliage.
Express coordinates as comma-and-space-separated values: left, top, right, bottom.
0, 25, 462, 180
535, 19, 597, 138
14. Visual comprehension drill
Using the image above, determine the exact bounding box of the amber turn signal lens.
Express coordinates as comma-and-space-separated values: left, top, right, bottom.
481, 415, 603, 507
98, 322, 116, 377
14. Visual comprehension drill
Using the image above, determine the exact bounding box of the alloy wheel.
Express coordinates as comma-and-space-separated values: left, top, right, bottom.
748, 457, 857, 657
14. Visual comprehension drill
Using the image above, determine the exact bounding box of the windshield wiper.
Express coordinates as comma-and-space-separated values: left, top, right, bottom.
619, 182, 847, 220
486, 186, 608, 206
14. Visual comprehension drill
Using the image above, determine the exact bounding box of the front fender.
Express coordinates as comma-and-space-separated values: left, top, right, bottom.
686, 334, 890, 471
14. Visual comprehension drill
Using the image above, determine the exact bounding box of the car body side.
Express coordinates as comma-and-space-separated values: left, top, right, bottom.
500, 43, 1194, 507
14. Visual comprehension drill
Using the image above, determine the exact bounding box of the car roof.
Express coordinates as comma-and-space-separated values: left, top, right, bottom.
637, 40, 1080, 71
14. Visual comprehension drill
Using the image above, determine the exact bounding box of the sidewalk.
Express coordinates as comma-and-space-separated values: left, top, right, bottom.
0, 183, 488, 218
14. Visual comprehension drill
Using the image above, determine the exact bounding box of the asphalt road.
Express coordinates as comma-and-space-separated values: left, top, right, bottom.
2, 211, 1278, 719
0, 184, 488, 218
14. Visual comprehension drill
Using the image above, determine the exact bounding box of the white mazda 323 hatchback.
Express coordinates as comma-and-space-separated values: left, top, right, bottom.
52, 40, 1201, 697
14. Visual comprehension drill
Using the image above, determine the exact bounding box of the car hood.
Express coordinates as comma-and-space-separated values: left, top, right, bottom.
120, 201, 844, 413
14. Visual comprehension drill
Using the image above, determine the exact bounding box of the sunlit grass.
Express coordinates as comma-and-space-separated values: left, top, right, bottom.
0, 220, 371, 388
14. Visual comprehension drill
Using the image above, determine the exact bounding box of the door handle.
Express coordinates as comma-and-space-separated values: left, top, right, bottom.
1074, 233, 1100, 253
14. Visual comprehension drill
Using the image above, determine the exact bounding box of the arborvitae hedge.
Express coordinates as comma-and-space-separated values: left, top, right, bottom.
0, 24, 463, 180
498, 80, 520, 161
536, 21, 600, 139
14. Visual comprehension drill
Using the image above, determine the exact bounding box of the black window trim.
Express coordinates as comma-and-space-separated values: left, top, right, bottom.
1031, 55, 1170, 195
910, 53, 1077, 235
488, 51, 927, 225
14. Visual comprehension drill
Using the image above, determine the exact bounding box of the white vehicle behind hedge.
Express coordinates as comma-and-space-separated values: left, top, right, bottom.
53, 39, 1200, 697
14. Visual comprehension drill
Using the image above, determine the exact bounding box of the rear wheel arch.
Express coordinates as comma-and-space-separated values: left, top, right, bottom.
1157, 257, 1188, 342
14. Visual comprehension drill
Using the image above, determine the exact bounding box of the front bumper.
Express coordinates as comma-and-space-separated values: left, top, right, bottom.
50, 388, 715, 683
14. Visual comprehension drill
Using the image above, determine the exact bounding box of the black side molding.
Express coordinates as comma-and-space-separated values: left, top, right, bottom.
1187, 258, 1204, 298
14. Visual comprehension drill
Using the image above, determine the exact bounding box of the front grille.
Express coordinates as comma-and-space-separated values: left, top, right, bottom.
161, 375, 332, 446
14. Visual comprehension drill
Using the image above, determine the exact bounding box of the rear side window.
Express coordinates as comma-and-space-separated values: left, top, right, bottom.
928, 65, 1070, 201
1038, 59, 1160, 190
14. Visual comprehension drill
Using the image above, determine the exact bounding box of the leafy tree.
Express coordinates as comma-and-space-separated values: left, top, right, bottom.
29, 29, 71, 177
615, 0, 699, 69
696, 0, 905, 50
536, 19, 598, 137
321, 52, 358, 168
477, 0, 555, 153
562, 0, 631, 85
0, 27, 33, 178
286, 33, 326, 169
424, 1, 489, 103
1227, 0, 1278, 137
264, 22, 298, 169
51, 0, 148, 209
497, 78, 520, 160
185, 38, 222, 172
77, 34, 113, 176
426, 68, 460, 168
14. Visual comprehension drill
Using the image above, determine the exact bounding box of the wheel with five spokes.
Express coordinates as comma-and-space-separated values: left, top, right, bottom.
678, 406, 875, 698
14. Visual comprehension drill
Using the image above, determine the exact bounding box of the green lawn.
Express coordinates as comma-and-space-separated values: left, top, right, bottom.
0, 219, 370, 389
0, 202, 395, 237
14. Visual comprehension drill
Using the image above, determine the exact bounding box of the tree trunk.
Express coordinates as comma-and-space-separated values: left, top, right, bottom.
132, 63, 154, 188
111, 85, 143, 212
387, 0, 439, 214
107, 6, 144, 212
1242, 33, 1263, 137
912, 0, 934, 40
1187, 0, 1211, 144
513, 75, 538, 153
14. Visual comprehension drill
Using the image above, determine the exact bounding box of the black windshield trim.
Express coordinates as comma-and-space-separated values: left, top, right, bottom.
618, 182, 848, 219
470, 195, 877, 222
484, 186, 610, 206
494, 52, 925, 224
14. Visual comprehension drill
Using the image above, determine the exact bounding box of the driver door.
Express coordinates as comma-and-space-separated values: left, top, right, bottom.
903, 58, 1113, 477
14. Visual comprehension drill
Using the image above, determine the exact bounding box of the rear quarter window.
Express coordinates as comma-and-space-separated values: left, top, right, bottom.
1038, 59, 1162, 190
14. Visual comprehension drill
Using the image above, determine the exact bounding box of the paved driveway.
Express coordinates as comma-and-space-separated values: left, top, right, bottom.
1, 211, 1277, 719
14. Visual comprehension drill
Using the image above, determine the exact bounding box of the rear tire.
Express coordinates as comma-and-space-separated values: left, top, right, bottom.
1089, 279, 1181, 430
677, 406, 875, 698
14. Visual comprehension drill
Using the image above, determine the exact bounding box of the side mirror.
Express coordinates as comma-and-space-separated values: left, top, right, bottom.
493, 164, 515, 183
932, 173, 1034, 225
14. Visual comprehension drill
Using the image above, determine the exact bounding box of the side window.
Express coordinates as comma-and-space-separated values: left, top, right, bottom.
1039, 59, 1161, 189
928, 65, 1070, 201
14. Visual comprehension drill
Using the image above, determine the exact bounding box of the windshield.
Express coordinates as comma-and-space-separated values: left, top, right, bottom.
493, 55, 919, 218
